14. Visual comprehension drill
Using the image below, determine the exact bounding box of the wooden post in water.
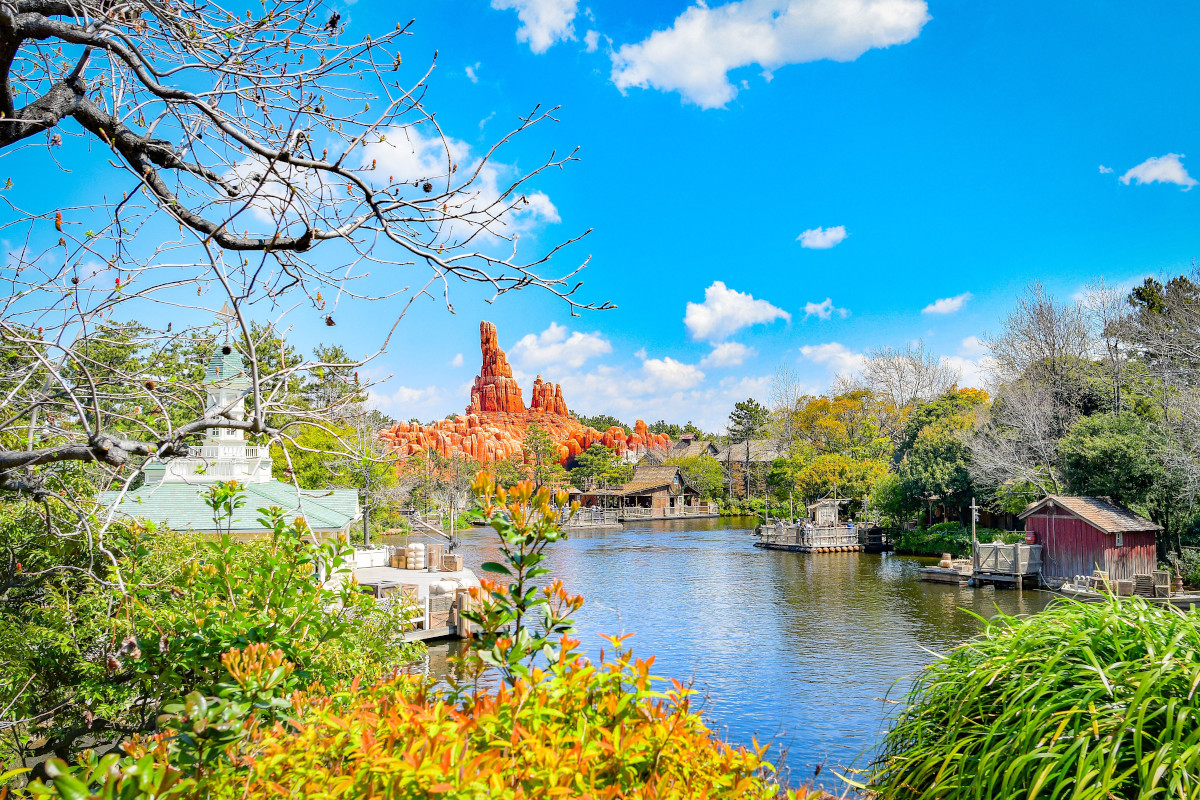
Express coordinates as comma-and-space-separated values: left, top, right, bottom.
971, 497, 979, 582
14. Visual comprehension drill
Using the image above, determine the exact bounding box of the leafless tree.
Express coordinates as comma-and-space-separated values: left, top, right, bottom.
965, 377, 1067, 498
768, 365, 803, 517
1080, 277, 1131, 413
0, 0, 602, 583
986, 282, 1092, 384
860, 340, 960, 411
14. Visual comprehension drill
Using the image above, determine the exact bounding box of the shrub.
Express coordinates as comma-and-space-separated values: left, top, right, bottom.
1, 494, 421, 780
867, 598, 1200, 799
893, 525, 1018, 557
26, 477, 812, 800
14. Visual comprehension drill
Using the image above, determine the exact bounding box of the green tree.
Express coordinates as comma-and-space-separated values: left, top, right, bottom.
1059, 411, 1163, 509
663, 454, 724, 500
865, 471, 921, 527
523, 423, 569, 489
791, 390, 893, 461
728, 398, 770, 496
648, 420, 708, 439
793, 453, 888, 515
574, 413, 629, 434
306, 343, 368, 413
569, 443, 632, 489
895, 387, 989, 463
897, 414, 976, 524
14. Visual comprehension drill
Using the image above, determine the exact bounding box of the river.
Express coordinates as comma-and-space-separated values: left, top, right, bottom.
415, 516, 1054, 790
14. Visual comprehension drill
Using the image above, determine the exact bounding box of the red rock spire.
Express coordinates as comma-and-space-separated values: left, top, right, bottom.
382, 320, 673, 466
468, 321, 525, 414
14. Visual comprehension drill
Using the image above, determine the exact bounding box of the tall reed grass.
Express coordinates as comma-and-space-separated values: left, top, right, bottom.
869, 597, 1200, 799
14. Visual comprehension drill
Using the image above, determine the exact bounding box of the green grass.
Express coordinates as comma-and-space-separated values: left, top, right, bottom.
868, 597, 1200, 799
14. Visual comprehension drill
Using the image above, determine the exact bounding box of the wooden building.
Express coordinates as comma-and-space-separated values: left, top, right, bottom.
1019, 496, 1160, 582
640, 433, 721, 464
571, 465, 717, 519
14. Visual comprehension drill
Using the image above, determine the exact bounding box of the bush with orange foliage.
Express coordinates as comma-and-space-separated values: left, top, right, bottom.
26, 476, 809, 800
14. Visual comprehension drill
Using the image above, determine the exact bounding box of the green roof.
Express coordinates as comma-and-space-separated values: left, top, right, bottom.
101, 480, 359, 533
205, 345, 249, 386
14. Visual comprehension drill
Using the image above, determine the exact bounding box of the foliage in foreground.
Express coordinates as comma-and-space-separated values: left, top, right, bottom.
869, 598, 1200, 800
24, 477, 808, 800
0, 493, 421, 776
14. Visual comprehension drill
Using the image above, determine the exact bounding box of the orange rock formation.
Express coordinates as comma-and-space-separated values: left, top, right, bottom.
379, 321, 671, 466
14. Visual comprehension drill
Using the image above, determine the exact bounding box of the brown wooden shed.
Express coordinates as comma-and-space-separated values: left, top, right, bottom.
1018, 496, 1160, 582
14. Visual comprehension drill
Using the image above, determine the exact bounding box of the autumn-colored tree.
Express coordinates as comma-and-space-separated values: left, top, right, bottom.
793, 453, 888, 513
791, 390, 894, 461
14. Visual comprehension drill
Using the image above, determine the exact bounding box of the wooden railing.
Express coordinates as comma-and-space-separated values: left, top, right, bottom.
561, 508, 620, 528
758, 524, 861, 549
620, 502, 718, 520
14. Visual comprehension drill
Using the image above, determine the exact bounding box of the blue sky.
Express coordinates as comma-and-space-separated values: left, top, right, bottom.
342, 0, 1198, 432
14, 1, 1199, 433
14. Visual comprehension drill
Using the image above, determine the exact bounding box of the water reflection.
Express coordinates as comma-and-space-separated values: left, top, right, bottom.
420, 517, 1054, 789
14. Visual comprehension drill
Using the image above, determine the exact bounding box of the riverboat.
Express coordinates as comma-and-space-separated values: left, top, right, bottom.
755, 521, 864, 552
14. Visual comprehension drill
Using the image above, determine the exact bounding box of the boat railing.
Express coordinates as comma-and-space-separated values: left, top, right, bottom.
758, 523, 861, 549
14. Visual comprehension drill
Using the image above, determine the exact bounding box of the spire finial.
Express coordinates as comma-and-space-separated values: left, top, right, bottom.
216, 301, 235, 342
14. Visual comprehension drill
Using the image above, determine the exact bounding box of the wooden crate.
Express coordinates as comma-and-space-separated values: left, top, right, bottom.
442, 553, 463, 572
427, 544, 445, 572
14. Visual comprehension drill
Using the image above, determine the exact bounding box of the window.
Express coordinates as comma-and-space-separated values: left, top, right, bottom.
1115, 532, 1124, 547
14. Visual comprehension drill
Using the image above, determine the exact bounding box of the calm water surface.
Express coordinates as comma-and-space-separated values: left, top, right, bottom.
416, 517, 1054, 789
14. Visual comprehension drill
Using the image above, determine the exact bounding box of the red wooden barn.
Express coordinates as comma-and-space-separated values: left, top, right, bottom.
1019, 496, 1160, 582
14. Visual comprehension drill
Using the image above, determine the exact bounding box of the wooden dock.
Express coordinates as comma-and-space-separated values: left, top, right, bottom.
972, 541, 1043, 589
561, 508, 621, 529
619, 502, 720, 522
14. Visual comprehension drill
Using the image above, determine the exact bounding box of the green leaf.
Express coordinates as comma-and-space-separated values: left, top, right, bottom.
480, 561, 512, 575
50, 773, 91, 800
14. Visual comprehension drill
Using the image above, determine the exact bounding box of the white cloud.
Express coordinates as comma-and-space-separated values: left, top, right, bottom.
361, 125, 560, 246
958, 335, 987, 357
465, 63, 481, 83
799, 342, 866, 375
922, 292, 972, 314
803, 297, 849, 320
640, 356, 706, 390
1098, 165, 1113, 174
701, 341, 755, 367
610, 0, 929, 108
634, 347, 647, 359
369, 383, 441, 417
940, 355, 992, 390
584, 29, 600, 52
797, 225, 848, 249
492, 0, 578, 53
450, 353, 464, 367
509, 322, 612, 369
684, 280, 790, 341
1119, 153, 1197, 190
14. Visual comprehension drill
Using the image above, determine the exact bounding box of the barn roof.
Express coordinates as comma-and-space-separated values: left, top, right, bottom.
1018, 495, 1162, 533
